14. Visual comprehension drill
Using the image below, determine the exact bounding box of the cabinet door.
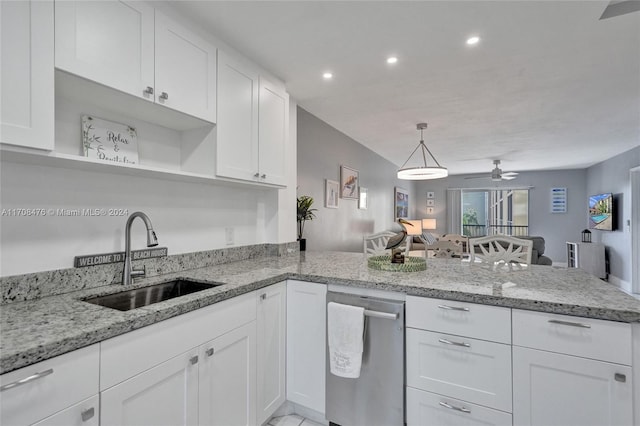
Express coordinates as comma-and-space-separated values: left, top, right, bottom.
256, 282, 287, 424
155, 11, 216, 122
32, 395, 99, 426
216, 50, 259, 182
55, 1, 154, 101
286, 280, 327, 414
258, 77, 289, 186
199, 322, 257, 426
1, 0, 54, 150
407, 387, 512, 426
513, 346, 633, 426
101, 350, 199, 426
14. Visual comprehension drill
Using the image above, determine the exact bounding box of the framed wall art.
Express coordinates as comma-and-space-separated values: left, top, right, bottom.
426, 199, 435, 207
325, 179, 339, 208
340, 165, 359, 199
427, 191, 435, 199
358, 187, 368, 210
394, 187, 409, 220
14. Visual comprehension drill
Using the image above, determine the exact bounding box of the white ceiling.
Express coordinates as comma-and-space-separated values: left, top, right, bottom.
172, 1, 640, 175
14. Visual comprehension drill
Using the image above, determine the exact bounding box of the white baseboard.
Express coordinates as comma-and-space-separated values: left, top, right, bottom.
608, 274, 634, 294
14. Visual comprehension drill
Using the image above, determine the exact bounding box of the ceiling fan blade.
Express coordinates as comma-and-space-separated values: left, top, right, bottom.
502, 175, 518, 181
502, 171, 519, 177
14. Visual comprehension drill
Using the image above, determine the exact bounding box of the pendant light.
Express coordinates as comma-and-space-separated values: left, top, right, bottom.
397, 123, 448, 180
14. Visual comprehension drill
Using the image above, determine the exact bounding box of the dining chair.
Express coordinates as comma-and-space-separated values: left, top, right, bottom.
469, 235, 533, 267
363, 231, 402, 256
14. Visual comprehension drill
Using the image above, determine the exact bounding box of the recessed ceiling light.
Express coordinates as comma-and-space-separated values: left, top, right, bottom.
466, 36, 480, 45
323, 72, 333, 79
387, 56, 398, 64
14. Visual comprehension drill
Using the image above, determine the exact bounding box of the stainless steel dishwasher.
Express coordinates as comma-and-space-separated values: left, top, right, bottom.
326, 290, 405, 426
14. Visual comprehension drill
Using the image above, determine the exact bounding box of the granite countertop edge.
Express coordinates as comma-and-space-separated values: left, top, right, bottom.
2, 252, 640, 374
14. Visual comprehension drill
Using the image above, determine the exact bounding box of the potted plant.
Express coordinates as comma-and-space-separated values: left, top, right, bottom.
297, 195, 316, 251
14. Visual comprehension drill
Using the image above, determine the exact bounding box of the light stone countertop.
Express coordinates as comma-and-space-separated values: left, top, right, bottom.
2, 251, 639, 374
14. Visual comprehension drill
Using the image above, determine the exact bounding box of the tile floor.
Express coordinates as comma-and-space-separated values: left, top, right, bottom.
268, 414, 324, 426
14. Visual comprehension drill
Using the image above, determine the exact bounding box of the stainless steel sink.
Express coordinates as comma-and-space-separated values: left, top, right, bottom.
83, 279, 224, 311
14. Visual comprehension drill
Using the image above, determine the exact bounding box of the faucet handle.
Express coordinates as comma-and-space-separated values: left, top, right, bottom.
131, 265, 146, 278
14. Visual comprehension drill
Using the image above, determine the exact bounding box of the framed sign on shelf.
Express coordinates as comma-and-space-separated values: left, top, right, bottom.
82, 115, 138, 164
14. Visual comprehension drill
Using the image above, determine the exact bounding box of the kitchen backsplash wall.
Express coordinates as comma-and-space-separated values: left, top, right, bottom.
0, 242, 299, 304
296, 107, 417, 253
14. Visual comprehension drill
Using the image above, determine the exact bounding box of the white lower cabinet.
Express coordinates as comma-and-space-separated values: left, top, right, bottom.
32, 395, 99, 426
199, 322, 257, 426
286, 280, 327, 414
513, 346, 633, 426
407, 387, 512, 426
406, 328, 512, 413
0, 344, 99, 426
256, 282, 287, 424
101, 349, 199, 426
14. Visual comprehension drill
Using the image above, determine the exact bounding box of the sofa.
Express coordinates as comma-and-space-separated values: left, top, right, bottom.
412, 235, 553, 265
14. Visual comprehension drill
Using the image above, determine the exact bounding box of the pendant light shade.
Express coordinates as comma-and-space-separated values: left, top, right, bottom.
397, 123, 448, 180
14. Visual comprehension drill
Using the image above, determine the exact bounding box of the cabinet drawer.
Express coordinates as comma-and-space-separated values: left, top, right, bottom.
32, 395, 99, 426
406, 296, 511, 343
101, 291, 256, 390
407, 328, 512, 412
512, 309, 632, 365
0, 344, 99, 426
407, 387, 512, 426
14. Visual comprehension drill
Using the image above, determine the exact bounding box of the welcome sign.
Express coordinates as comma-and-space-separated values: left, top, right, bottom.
82, 115, 139, 164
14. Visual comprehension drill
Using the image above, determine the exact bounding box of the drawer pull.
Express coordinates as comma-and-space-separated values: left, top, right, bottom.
439, 338, 471, 348
615, 373, 626, 383
0, 368, 54, 392
548, 319, 591, 329
439, 401, 471, 413
81, 407, 95, 422
190, 355, 199, 365
438, 304, 469, 312
206, 348, 214, 357
260, 293, 267, 300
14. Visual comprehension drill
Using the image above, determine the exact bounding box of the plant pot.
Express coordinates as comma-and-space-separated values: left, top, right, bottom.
299, 238, 307, 251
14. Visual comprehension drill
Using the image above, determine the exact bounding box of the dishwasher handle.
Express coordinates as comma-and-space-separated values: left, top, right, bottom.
364, 309, 398, 320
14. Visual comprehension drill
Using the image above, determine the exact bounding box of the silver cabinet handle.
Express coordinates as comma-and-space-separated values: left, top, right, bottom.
438, 304, 469, 312
205, 348, 214, 357
159, 92, 169, 101
143, 86, 154, 95
0, 368, 54, 392
615, 373, 626, 383
439, 338, 471, 348
190, 355, 198, 365
261, 174, 266, 179
548, 319, 591, 329
254, 173, 260, 178
260, 293, 266, 300
81, 407, 95, 422
439, 401, 471, 413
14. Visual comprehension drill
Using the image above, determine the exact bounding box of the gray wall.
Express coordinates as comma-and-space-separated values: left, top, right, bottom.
415, 170, 588, 262
586, 145, 640, 285
297, 108, 416, 252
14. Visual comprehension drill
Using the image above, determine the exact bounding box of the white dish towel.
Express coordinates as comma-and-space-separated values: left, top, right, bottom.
327, 301, 365, 378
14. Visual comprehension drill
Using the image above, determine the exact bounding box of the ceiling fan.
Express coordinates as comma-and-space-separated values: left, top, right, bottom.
465, 160, 519, 181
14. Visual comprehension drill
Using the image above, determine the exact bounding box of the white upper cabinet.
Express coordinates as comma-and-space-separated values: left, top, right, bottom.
1, 0, 54, 150
216, 50, 260, 182
55, 2, 216, 123
154, 11, 216, 122
55, 1, 155, 101
258, 77, 289, 186
216, 51, 289, 187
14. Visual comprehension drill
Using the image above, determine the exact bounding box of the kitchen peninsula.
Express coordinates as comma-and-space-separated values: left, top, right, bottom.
1, 250, 639, 426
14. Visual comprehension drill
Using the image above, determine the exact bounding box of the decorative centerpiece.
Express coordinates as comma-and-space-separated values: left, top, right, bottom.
367, 218, 426, 271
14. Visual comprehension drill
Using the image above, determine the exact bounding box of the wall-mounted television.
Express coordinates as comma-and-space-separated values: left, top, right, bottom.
589, 193, 614, 231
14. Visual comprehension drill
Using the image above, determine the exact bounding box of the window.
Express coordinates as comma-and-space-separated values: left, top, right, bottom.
461, 189, 529, 237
